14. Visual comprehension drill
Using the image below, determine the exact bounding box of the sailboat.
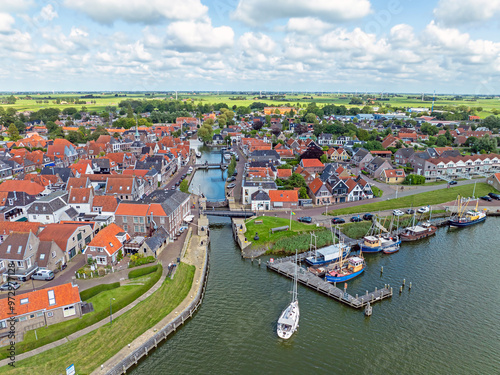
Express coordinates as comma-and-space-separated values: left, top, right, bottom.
383, 214, 401, 254
449, 195, 487, 227
277, 250, 300, 340
325, 228, 366, 282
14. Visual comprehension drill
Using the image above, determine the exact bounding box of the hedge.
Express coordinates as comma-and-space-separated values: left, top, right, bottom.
128, 255, 156, 268
80, 282, 120, 301
128, 265, 158, 279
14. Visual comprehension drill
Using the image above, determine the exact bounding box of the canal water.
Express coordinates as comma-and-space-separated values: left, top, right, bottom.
132, 149, 500, 375
188, 143, 227, 200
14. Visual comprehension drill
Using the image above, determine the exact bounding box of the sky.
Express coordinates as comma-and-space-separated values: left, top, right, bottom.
1, 0, 500, 94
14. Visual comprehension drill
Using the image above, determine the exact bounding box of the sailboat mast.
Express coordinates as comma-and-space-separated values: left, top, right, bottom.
293, 249, 298, 302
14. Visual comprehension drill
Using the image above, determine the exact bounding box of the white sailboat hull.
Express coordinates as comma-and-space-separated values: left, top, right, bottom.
277, 300, 299, 339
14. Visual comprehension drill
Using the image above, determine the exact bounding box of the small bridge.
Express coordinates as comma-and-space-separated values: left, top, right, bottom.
195, 163, 229, 170
202, 209, 255, 218
205, 199, 229, 208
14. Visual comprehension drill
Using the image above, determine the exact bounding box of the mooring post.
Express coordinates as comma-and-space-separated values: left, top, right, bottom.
409, 282, 412, 290
403, 278, 406, 286
399, 286, 403, 293
381, 266, 383, 273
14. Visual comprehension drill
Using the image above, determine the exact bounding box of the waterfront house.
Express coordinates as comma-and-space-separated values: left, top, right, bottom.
268, 190, 298, 209
308, 178, 332, 205
0, 283, 82, 345
84, 223, 129, 266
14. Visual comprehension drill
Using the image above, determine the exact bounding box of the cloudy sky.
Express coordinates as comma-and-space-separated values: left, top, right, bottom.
1, 0, 500, 93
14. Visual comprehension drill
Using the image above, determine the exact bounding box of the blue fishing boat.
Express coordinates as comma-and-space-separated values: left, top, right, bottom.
360, 235, 401, 253
305, 232, 350, 266
449, 197, 486, 227
325, 256, 366, 283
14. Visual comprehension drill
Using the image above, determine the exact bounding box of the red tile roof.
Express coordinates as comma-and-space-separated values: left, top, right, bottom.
277, 169, 292, 178
92, 195, 119, 213
301, 158, 325, 168
87, 223, 128, 256
268, 190, 298, 203
0, 221, 41, 236
383, 169, 406, 178
0, 180, 44, 195
115, 203, 149, 216
39, 223, 92, 252
69, 188, 92, 204
0, 283, 81, 321
308, 177, 326, 195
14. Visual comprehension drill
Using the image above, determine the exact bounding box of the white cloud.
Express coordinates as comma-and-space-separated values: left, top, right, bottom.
286, 17, 334, 35
166, 21, 234, 51
434, 0, 500, 26
69, 27, 88, 38
38, 4, 58, 22
0, 0, 33, 12
0, 13, 15, 33
232, 0, 371, 26
63, 0, 208, 24
239, 32, 276, 54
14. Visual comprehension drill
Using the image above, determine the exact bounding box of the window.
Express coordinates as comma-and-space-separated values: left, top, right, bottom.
0, 321, 6, 329
48, 290, 56, 306
133, 217, 139, 223
51, 251, 56, 258
19, 316, 27, 322
46, 216, 50, 220
123, 224, 128, 231
123, 216, 127, 223
160, 217, 165, 224
17, 261, 22, 267
20, 298, 29, 305
36, 312, 43, 317
63, 305, 76, 317
6, 245, 11, 254
139, 217, 144, 224
47, 311, 54, 318
17, 246, 22, 254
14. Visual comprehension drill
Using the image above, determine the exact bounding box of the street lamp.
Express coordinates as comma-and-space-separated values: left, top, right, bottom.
109, 298, 116, 324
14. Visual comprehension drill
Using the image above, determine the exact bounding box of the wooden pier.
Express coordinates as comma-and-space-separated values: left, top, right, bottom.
267, 259, 392, 309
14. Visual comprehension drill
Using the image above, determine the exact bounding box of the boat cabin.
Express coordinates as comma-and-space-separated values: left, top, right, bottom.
363, 235, 381, 248
348, 257, 364, 272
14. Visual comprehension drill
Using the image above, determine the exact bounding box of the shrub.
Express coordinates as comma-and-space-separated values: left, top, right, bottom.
129, 255, 155, 268
372, 186, 383, 197
404, 174, 425, 185
271, 229, 336, 254
80, 282, 120, 301
128, 265, 158, 279
117, 250, 123, 262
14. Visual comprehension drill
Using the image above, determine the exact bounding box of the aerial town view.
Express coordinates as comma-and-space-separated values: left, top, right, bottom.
0, 1, 499, 374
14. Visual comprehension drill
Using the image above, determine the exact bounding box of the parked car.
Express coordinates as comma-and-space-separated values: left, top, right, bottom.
488, 192, 500, 200
480, 195, 492, 201
350, 216, 362, 222
298, 217, 312, 223
417, 206, 430, 214
449, 180, 458, 185
406, 208, 415, 214
331, 217, 345, 224
227, 183, 236, 189
235, 155, 239, 161
0, 281, 21, 291
227, 176, 236, 182
232, 171, 238, 176
362, 213, 374, 221
393, 209, 404, 216
31, 269, 54, 281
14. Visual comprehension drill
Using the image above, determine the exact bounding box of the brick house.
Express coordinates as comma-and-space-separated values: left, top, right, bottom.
84, 223, 129, 266
268, 190, 298, 209
308, 178, 333, 205
299, 159, 325, 175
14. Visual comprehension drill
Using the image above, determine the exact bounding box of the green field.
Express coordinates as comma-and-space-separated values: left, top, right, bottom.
2, 92, 500, 119
245, 216, 320, 247
1, 268, 162, 359
0, 263, 195, 375
329, 183, 498, 216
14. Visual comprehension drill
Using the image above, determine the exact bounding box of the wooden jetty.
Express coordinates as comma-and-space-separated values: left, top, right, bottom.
267, 259, 392, 309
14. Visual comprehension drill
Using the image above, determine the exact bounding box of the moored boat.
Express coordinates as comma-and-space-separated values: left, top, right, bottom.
277, 250, 299, 339
400, 222, 437, 241
195, 150, 202, 158
449, 196, 487, 227
325, 256, 366, 283
382, 244, 400, 254
360, 235, 401, 253
307, 267, 326, 277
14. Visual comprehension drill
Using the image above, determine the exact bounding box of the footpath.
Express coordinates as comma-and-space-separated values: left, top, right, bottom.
94, 217, 209, 374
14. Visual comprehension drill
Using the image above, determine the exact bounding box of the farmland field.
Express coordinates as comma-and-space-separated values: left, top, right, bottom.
1, 92, 500, 118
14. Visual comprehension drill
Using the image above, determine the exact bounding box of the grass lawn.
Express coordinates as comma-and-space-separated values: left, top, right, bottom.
1, 269, 161, 360
329, 183, 497, 216
0, 263, 195, 375
245, 216, 320, 246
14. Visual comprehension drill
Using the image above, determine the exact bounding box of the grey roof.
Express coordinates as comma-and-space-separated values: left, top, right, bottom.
395, 148, 415, 158
37, 241, 56, 268
251, 190, 270, 201
41, 167, 74, 183
250, 150, 279, 159
93, 158, 110, 169
0, 232, 31, 260
145, 168, 158, 177
368, 156, 389, 169
213, 134, 223, 140
243, 180, 277, 189
64, 207, 79, 219
144, 227, 169, 254
354, 148, 370, 159
27, 193, 68, 215
2, 191, 36, 207
139, 189, 190, 217
248, 161, 279, 169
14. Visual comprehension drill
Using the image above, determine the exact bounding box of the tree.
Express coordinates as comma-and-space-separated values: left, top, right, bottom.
265, 115, 271, 125
305, 113, 317, 123
436, 134, 448, 147
300, 146, 324, 161
179, 179, 189, 193
252, 120, 264, 131
482, 115, 500, 130
7, 123, 20, 141
320, 153, 328, 164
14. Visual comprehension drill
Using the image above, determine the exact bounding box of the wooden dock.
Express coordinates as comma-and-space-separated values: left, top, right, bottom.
267, 259, 392, 309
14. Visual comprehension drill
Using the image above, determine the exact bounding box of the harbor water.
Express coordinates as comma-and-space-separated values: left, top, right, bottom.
132, 149, 500, 375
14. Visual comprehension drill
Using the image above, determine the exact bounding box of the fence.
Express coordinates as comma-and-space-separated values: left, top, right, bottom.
105, 244, 210, 375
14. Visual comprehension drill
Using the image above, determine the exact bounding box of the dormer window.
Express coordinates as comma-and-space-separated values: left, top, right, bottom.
17, 246, 22, 254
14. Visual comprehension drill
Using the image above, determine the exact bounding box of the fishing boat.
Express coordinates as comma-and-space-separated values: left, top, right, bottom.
195, 150, 202, 158
305, 232, 350, 266
400, 222, 437, 241
277, 250, 299, 340
449, 196, 487, 227
361, 216, 401, 253
325, 256, 366, 283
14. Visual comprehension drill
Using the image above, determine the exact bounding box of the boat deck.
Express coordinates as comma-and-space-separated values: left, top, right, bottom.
267, 260, 392, 309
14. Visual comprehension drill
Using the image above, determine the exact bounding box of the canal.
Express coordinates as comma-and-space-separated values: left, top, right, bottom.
132, 148, 500, 375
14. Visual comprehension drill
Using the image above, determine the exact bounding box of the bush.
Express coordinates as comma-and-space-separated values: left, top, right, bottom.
128, 265, 158, 279
361, 170, 369, 175
80, 282, 120, 301
404, 174, 425, 185
372, 186, 383, 197
129, 254, 155, 268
